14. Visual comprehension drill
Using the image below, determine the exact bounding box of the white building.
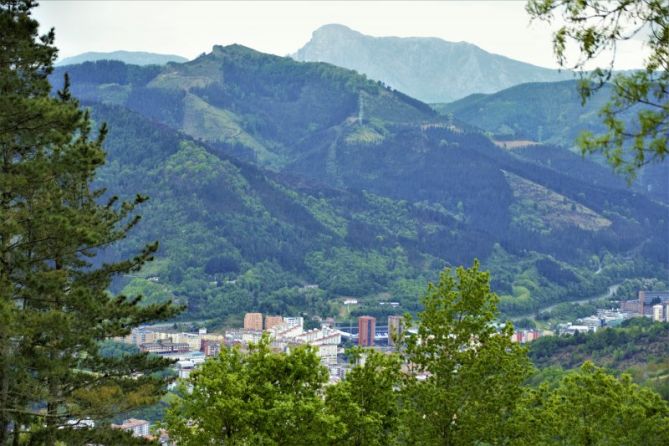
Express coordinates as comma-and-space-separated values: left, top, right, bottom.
652, 304, 664, 322
559, 324, 594, 335
577, 316, 603, 330
112, 418, 150, 438
269, 318, 304, 340
295, 326, 341, 365
268, 319, 341, 365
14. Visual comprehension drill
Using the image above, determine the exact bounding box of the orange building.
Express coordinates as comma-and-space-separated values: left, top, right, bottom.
244, 312, 263, 331
358, 316, 376, 347
265, 315, 283, 330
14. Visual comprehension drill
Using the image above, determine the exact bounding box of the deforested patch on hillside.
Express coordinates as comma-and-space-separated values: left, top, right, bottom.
492, 139, 540, 149
504, 170, 612, 231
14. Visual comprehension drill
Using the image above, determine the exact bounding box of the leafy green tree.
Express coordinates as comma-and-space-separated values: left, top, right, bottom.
400, 262, 533, 446
325, 348, 402, 446
0, 1, 180, 444
163, 336, 341, 445
527, 0, 669, 179
513, 362, 669, 445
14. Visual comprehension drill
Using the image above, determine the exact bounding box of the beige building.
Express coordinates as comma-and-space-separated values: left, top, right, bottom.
244, 312, 263, 331
265, 315, 283, 330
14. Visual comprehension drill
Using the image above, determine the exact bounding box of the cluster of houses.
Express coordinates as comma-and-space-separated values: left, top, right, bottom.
117, 313, 348, 382
110, 289, 669, 442
555, 290, 669, 336
228, 313, 343, 367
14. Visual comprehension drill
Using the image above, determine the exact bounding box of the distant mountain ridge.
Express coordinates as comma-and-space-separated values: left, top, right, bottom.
292, 24, 572, 103
56, 50, 188, 66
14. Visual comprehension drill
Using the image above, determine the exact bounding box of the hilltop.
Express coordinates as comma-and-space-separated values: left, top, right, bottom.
57, 50, 188, 66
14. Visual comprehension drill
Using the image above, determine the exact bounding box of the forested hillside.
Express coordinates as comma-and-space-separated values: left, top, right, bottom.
50, 46, 669, 324
436, 80, 669, 203
529, 318, 669, 399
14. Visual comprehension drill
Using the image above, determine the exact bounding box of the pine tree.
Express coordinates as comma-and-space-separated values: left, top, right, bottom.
0, 1, 181, 444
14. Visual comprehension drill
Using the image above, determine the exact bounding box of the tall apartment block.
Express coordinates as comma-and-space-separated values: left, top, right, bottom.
358, 316, 376, 347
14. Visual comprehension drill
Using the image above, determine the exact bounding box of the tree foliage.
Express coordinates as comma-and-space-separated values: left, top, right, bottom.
0, 1, 180, 444
514, 362, 669, 445
163, 336, 340, 445
163, 262, 669, 445
325, 348, 403, 446
400, 262, 533, 445
527, 0, 669, 179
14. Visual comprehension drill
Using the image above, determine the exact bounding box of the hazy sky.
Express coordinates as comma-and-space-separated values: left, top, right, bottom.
35, 1, 647, 69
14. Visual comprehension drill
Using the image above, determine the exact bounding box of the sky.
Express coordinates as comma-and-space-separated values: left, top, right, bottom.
34, 1, 648, 70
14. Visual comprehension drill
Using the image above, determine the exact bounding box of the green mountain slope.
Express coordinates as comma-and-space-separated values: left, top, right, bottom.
50, 46, 668, 322
436, 80, 611, 145
436, 80, 669, 203
292, 24, 571, 103
93, 103, 457, 322
61, 45, 437, 169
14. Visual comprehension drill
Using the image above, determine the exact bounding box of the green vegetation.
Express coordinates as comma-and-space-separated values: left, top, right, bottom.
65, 45, 667, 325
163, 336, 338, 445
527, 0, 669, 180
529, 318, 669, 398
165, 264, 669, 445
437, 81, 669, 203
400, 262, 532, 445
0, 1, 181, 444
438, 80, 611, 146
326, 349, 402, 445
517, 362, 669, 445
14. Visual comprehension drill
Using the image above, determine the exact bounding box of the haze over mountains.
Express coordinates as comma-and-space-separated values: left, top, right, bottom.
56, 50, 188, 66
50, 41, 668, 324
292, 24, 572, 103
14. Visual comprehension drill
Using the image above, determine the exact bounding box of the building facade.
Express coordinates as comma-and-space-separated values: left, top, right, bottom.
639, 290, 669, 316
265, 315, 283, 330
244, 312, 263, 331
358, 316, 376, 347
201, 339, 222, 357
653, 304, 664, 322
139, 339, 189, 354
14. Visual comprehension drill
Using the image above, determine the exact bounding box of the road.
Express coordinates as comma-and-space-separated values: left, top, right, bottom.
507, 283, 622, 321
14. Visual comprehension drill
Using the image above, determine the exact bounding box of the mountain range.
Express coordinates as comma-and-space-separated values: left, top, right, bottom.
56, 50, 188, 66
50, 43, 668, 326
292, 24, 572, 103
